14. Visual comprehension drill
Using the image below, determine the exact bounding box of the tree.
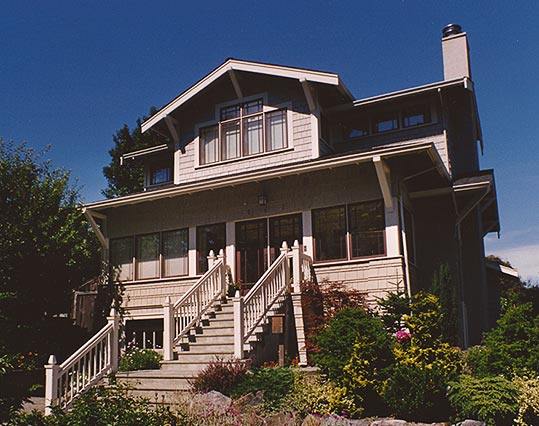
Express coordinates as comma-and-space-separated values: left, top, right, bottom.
102, 107, 160, 198
0, 140, 100, 356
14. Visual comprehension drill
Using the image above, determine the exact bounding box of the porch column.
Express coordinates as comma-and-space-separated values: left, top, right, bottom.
385, 198, 400, 257
301, 211, 313, 258
163, 296, 174, 361
225, 221, 236, 281
188, 227, 197, 276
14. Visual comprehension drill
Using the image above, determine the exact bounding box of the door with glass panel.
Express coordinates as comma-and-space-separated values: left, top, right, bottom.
236, 214, 302, 290
236, 219, 267, 289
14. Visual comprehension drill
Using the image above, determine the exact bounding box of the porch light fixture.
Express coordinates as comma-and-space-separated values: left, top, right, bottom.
258, 194, 267, 206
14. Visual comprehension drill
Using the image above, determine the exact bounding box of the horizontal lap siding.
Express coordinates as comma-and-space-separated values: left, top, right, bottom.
122, 278, 198, 319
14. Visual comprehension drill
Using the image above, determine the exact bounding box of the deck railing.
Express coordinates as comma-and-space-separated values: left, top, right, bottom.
162, 249, 226, 360
44, 308, 119, 415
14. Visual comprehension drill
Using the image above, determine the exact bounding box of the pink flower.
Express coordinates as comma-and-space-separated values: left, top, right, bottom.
394, 328, 411, 342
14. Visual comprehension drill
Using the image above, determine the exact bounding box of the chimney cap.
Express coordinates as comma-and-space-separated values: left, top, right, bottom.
442, 23, 463, 38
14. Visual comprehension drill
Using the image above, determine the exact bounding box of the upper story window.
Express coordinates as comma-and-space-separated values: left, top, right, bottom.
200, 99, 288, 165
344, 103, 434, 141
402, 104, 431, 128
149, 158, 173, 186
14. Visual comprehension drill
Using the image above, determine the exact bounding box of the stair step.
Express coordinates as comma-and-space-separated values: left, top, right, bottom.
187, 334, 234, 346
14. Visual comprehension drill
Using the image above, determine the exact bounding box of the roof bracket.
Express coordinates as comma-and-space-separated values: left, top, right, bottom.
373, 156, 393, 210
164, 115, 180, 144
300, 79, 317, 113
228, 69, 243, 99
83, 208, 108, 250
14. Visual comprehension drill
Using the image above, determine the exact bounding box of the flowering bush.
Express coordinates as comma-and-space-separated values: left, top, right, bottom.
118, 349, 162, 372
394, 328, 411, 343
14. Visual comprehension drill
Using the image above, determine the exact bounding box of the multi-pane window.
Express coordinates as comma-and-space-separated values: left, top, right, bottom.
197, 223, 226, 274
344, 104, 433, 140
348, 201, 385, 258
313, 200, 385, 262
149, 159, 173, 186
110, 237, 133, 281
402, 104, 431, 128
200, 99, 288, 165
136, 234, 160, 280
110, 228, 189, 281
163, 229, 189, 277
374, 112, 399, 133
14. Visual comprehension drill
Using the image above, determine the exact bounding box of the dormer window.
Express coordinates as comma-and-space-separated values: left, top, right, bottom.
199, 99, 288, 165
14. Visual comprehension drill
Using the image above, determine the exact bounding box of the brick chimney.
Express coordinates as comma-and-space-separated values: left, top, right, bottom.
441, 24, 471, 80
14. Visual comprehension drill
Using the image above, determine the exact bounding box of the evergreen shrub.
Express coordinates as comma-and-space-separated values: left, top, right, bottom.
118, 348, 162, 372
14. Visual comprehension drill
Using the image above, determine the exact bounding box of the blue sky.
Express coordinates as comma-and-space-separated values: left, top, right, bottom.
2, 1, 538, 280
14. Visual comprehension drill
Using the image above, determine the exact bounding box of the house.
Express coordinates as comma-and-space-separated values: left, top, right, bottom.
45, 24, 500, 412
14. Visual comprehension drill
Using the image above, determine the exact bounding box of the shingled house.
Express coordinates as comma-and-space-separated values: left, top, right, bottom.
45, 24, 499, 412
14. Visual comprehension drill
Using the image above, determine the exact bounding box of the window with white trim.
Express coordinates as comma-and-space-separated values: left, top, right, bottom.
199, 99, 288, 165
312, 200, 385, 262
110, 228, 189, 281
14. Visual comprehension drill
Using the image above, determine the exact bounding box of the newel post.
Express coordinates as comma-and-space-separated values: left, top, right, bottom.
163, 296, 174, 361
233, 290, 244, 359
44, 355, 59, 416
217, 249, 226, 294
281, 241, 290, 286
107, 307, 120, 373
292, 240, 301, 293
207, 250, 216, 269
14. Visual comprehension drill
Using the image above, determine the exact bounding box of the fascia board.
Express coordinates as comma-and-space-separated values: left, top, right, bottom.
141, 59, 344, 133
85, 142, 444, 212
120, 144, 170, 163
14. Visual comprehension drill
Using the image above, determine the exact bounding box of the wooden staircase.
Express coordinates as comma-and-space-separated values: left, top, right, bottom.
44, 241, 311, 413
116, 298, 236, 401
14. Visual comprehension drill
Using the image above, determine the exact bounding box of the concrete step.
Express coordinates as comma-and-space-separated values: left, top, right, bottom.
191, 325, 234, 336
203, 317, 235, 328
188, 332, 234, 344
117, 372, 191, 391
126, 389, 186, 404
186, 342, 235, 353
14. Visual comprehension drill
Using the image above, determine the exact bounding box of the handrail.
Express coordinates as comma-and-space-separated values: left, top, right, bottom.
172, 256, 226, 344
242, 249, 290, 343
45, 308, 119, 415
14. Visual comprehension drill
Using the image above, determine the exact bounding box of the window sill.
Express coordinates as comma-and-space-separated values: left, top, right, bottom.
196, 146, 294, 170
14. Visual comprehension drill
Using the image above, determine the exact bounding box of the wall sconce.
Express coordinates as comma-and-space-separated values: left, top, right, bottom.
258, 194, 268, 206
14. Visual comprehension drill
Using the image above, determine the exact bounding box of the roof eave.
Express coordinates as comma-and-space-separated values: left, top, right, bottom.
141, 59, 350, 134
85, 141, 446, 212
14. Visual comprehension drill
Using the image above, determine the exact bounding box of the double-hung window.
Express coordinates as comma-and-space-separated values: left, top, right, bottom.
200, 99, 288, 165
312, 200, 385, 262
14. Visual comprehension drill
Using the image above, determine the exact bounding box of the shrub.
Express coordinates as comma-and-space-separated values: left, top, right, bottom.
190, 358, 250, 395
311, 308, 382, 382
340, 322, 394, 416
7, 385, 179, 426
284, 370, 355, 418
118, 348, 162, 372
448, 374, 519, 426
231, 365, 295, 412
514, 375, 539, 426
381, 292, 463, 422
377, 291, 410, 334
480, 302, 539, 375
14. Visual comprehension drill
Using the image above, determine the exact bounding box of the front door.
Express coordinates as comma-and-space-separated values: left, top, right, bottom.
236, 219, 267, 287
236, 214, 303, 289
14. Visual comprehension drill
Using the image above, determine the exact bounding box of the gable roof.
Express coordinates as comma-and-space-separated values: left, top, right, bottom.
141, 58, 354, 134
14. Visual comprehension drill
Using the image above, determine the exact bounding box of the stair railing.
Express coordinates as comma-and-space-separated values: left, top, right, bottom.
234, 240, 313, 359
163, 249, 226, 361
44, 308, 120, 415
